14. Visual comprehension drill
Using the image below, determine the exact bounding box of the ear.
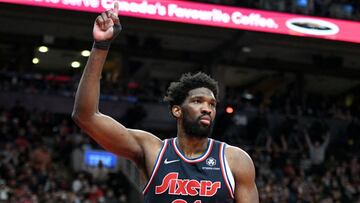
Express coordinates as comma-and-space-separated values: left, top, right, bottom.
171, 105, 182, 118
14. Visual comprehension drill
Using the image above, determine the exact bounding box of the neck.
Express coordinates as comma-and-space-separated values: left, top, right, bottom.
176, 133, 209, 159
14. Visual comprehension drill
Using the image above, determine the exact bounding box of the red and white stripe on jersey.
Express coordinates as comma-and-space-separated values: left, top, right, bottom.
173, 138, 214, 163
219, 143, 235, 199
143, 139, 169, 194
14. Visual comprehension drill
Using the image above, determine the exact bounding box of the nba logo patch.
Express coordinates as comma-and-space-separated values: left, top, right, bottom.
206, 157, 216, 167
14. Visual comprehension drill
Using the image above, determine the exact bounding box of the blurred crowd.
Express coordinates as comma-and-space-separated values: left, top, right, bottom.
254, 148, 360, 202
0, 105, 130, 203
0, 68, 359, 202
220, 99, 360, 202
216, 78, 360, 202
0, 69, 166, 103
194, 0, 360, 20
1, 70, 360, 119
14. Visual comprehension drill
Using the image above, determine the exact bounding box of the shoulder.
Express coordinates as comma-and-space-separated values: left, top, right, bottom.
219, 142, 259, 201
224, 144, 253, 164
223, 144, 256, 181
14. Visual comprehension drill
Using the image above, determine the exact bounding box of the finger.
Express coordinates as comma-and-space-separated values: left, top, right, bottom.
95, 16, 104, 27
105, 10, 111, 18
109, 11, 120, 25
101, 12, 108, 30
101, 12, 108, 22
113, 1, 119, 16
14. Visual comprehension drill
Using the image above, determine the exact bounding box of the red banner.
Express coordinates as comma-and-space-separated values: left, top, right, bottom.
2, 0, 360, 43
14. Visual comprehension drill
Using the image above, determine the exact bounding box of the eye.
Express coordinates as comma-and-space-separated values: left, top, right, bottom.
193, 99, 201, 104
210, 103, 217, 108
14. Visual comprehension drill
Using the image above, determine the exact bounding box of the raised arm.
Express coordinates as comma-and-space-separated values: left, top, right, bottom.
226, 146, 259, 203
304, 130, 313, 148
72, 2, 161, 165
322, 131, 331, 147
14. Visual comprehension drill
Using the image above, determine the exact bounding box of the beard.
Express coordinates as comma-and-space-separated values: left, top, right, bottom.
182, 111, 213, 138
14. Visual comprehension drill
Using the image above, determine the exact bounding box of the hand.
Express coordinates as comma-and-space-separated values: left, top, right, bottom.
93, 2, 122, 43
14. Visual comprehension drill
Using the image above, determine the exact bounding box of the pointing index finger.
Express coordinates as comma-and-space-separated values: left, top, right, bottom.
113, 1, 119, 16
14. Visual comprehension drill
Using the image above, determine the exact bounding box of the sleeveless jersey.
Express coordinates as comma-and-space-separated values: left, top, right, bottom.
143, 138, 235, 203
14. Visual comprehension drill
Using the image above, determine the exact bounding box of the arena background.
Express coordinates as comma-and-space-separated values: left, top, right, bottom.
0, 0, 359, 202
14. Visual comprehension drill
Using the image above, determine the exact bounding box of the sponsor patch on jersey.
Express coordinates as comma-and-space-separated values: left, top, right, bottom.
206, 157, 216, 167
202, 157, 220, 170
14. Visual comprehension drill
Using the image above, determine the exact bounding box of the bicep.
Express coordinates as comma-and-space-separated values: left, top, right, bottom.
234, 179, 258, 203
75, 112, 155, 162
231, 149, 259, 203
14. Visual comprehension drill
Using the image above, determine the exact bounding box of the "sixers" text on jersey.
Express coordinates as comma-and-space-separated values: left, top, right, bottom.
155, 172, 221, 196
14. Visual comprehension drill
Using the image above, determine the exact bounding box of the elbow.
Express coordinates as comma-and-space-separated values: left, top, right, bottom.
72, 109, 97, 127
71, 111, 84, 126
71, 111, 80, 123
71, 109, 89, 126
72, 112, 90, 131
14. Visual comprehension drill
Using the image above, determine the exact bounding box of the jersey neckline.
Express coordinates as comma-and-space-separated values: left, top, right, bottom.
173, 137, 214, 163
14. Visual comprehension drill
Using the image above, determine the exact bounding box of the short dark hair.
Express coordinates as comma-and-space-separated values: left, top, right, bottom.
163, 72, 219, 108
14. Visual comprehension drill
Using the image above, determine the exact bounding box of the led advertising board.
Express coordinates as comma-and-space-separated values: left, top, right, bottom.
2, 0, 360, 43
84, 149, 117, 169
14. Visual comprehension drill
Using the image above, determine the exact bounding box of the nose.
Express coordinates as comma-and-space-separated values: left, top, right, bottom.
201, 104, 212, 115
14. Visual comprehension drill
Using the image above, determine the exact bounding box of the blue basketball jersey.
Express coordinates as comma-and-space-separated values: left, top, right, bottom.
143, 138, 235, 203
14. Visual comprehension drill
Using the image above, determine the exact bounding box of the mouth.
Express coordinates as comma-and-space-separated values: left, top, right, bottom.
199, 116, 211, 126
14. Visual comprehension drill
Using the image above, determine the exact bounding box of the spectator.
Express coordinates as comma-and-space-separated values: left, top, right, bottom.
89, 161, 109, 184
104, 189, 118, 203
0, 179, 10, 202
31, 145, 51, 172
304, 130, 330, 174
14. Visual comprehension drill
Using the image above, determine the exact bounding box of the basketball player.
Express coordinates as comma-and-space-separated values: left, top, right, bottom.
72, 2, 259, 202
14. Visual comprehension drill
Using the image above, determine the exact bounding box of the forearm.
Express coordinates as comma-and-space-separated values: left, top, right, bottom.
323, 134, 330, 146
72, 48, 108, 120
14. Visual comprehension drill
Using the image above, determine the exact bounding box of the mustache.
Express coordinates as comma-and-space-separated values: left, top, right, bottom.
197, 114, 212, 122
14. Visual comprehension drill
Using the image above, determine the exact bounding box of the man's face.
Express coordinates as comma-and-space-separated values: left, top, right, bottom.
180, 87, 217, 138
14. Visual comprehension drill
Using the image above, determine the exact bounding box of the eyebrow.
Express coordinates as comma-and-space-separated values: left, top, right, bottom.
190, 95, 217, 102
